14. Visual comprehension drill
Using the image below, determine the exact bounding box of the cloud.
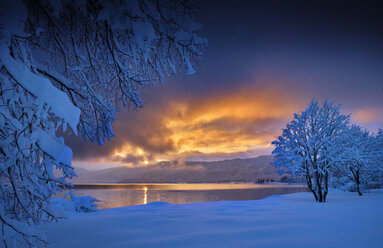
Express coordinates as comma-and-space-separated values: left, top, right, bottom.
353, 108, 383, 124
352, 107, 383, 131
67, 82, 306, 167
67, 78, 382, 169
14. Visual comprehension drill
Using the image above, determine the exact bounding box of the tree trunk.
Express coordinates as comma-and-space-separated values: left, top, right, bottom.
312, 153, 324, 202
305, 174, 318, 201
323, 171, 328, 202
356, 169, 362, 196
305, 164, 318, 201
351, 167, 362, 196
314, 171, 323, 202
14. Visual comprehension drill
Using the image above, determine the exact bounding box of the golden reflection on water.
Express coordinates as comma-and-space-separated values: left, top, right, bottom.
143, 186, 148, 205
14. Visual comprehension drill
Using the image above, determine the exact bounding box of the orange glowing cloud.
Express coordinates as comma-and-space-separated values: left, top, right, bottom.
161, 86, 301, 158
353, 108, 383, 125
72, 84, 305, 167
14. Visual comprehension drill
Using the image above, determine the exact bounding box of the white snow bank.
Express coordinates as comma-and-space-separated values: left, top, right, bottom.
40, 190, 383, 248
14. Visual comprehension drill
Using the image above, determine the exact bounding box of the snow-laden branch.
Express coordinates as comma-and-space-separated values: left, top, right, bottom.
0, 0, 206, 247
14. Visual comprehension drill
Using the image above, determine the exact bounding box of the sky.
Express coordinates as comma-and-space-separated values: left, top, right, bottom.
68, 0, 383, 170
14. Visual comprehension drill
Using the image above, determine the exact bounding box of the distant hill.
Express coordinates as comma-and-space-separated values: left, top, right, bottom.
72, 155, 280, 184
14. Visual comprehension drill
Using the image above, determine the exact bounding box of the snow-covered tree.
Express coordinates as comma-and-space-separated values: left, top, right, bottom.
272, 100, 349, 202
329, 125, 372, 195
329, 126, 383, 194
0, 0, 205, 247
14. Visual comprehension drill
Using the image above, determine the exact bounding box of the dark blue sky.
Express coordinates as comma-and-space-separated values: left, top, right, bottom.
186, 0, 382, 99
71, 0, 383, 169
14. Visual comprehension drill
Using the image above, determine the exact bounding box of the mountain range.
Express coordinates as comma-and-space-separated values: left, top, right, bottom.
71, 155, 280, 184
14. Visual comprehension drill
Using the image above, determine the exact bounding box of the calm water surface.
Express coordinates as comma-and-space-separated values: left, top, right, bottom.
60, 183, 308, 209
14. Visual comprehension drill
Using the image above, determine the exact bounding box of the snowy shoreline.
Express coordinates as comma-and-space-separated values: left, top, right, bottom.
41, 190, 383, 248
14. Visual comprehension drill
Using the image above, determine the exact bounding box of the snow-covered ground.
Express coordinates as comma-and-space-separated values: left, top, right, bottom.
42, 190, 383, 248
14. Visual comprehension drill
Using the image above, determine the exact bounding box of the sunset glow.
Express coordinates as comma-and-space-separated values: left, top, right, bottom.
70, 80, 382, 169
72, 84, 308, 167
353, 108, 383, 125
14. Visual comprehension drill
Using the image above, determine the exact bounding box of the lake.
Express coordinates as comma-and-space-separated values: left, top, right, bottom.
59, 184, 309, 209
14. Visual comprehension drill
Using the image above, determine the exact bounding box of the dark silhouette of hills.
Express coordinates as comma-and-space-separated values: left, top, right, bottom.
72, 155, 279, 183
